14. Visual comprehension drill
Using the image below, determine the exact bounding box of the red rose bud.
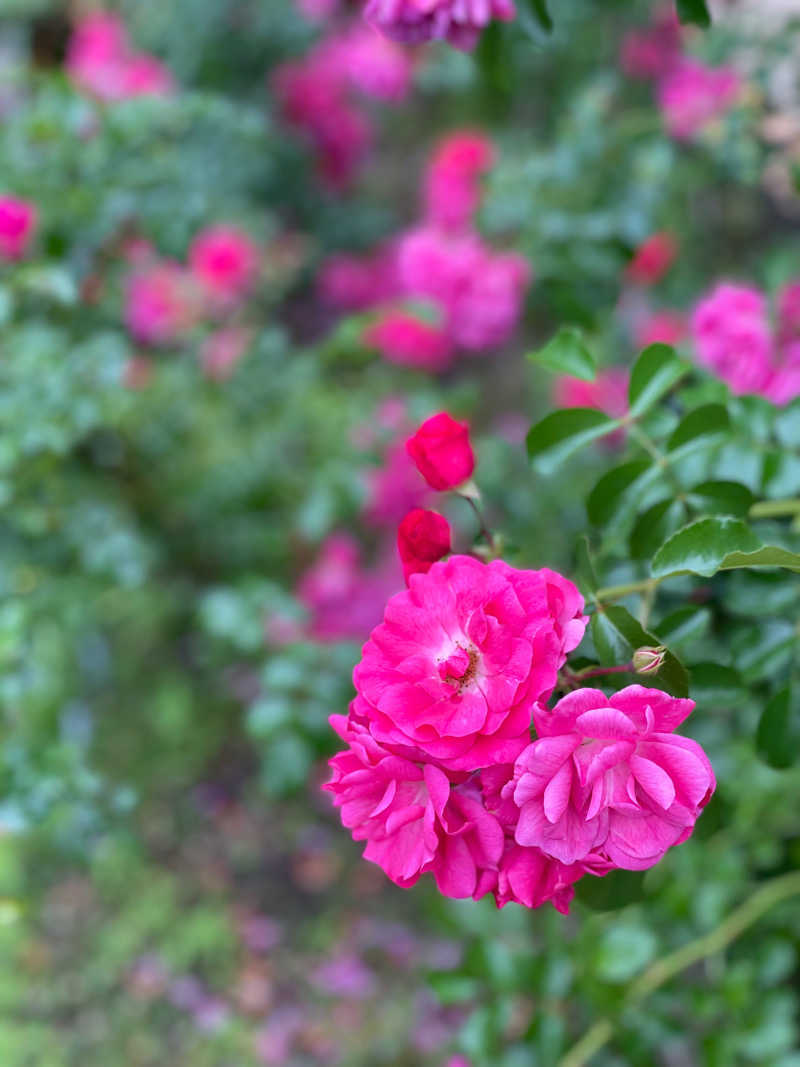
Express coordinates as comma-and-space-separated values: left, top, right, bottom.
397, 508, 452, 583
626, 232, 677, 286
633, 645, 667, 675
406, 412, 475, 491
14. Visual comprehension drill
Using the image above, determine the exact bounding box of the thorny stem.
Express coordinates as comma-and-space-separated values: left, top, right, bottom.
558, 870, 800, 1067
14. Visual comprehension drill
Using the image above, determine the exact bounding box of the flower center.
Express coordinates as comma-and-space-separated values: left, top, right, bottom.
437, 644, 479, 690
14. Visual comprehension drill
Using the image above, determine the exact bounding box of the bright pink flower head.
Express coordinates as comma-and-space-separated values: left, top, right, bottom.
66, 11, 173, 101
363, 310, 454, 371
620, 7, 682, 81
200, 327, 252, 381
477, 842, 586, 913
626, 232, 677, 286
352, 555, 588, 771
0, 196, 37, 261
690, 282, 774, 395
125, 262, 196, 346
118, 53, 174, 97
554, 368, 629, 419
424, 131, 495, 231
776, 281, 800, 347
364, 0, 517, 50
397, 508, 452, 583
658, 59, 740, 141
327, 25, 414, 102
189, 225, 260, 306
325, 714, 504, 896
406, 412, 475, 491
509, 686, 715, 870
634, 309, 687, 350
298, 534, 402, 642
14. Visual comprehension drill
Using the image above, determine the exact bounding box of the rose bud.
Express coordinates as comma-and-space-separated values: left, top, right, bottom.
633, 645, 667, 675
397, 508, 452, 583
406, 412, 475, 492
626, 232, 677, 286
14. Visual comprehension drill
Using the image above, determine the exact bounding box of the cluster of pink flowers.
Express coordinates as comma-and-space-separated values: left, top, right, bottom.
320, 132, 530, 370
364, 0, 516, 51
691, 281, 800, 405
124, 225, 260, 370
326, 414, 715, 910
620, 8, 740, 141
0, 196, 37, 261
66, 11, 174, 102
273, 23, 412, 188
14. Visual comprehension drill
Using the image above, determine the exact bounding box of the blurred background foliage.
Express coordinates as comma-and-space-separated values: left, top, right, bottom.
0, 0, 797, 1064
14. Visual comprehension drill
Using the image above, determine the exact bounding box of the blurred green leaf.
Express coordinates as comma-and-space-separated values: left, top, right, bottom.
668, 404, 730, 453
756, 688, 799, 769
525, 0, 553, 31
676, 0, 711, 28
687, 480, 754, 518
576, 869, 646, 911
527, 326, 595, 380
587, 460, 651, 526
628, 344, 688, 418
527, 408, 621, 474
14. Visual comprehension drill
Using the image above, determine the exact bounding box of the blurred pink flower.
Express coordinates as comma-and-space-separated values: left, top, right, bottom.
554, 368, 629, 419
510, 686, 715, 870
199, 328, 252, 381
365, 0, 516, 50
634, 309, 686, 350
125, 262, 196, 346
620, 7, 682, 81
363, 434, 430, 526
189, 225, 260, 306
319, 248, 399, 311
690, 282, 774, 395
352, 555, 587, 771
658, 59, 740, 141
296, 0, 341, 20
311, 950, 377, 999
364, 309, 454, 371
0, 196, 37, 260
424, 131, 495, 232
66, 10, 173, 101
324, 24, 414, 101
626, 232, 677, 286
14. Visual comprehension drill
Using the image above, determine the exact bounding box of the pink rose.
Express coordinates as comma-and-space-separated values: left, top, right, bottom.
509, 686, 715, 870
634, 310, 686, 350
66, 11, 173, 102
626, 232, 677, 286
352, 555, 587, 771
189, 225, 260, 306
424, 131, 495, 232
658, 59, 740, 141
364, 0, 517, 50
690, 282, 774, 396
125, 262, 196, 346
363, 310, 454, 371
406, 412, 475, 491
0, 196, 37, 261
397, 508, 452, 583
325, 714, 504, 897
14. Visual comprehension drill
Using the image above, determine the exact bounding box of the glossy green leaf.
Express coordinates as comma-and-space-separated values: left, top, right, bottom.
575, 535, 598, 595
650, 517, 800, 578
527, 326, 595, 380
628, 344, 688, 418
676, 0, 711, 28
756, 688, 798, 770
668, 404, 730, 452
687, 480, 754, 518
591, 606, 689, 697
689, 663, 746, 708
527, 408, 621, 474
656, 605, 712, 650
629, 498, 685, 560
587, 460, 651, 526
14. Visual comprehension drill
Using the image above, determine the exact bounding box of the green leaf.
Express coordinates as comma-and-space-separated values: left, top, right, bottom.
591, 606, 689, 697
756, 688, 798, 770
527, 408, 621, 474
733, 622, 797, 684
676, 0, 711, 28
656, 605, 712, 650
576, 869, 646, 911
689, 663, 746, 708
587, 460, 651, 527
629, 499, 685, 560
525, 0, 553, 31
527, 326, 595, 380
575, 535, 598, 596
667, 404, 730, 453
687, 480, 754, 518
628, 344, 688, 418
652, 517, 800, 578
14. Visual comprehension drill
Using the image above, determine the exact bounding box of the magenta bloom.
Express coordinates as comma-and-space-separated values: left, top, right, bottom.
189, 225, 260, 306
658, 59, 740, 141
397, 508, 452, 583
352, 555, 587, 771
424, 131, 495, 232
405, 412, 475, 491
626, 232, 677, 286
620, 7, 682, 81
0, 196, 37, 261
319, 249, 399, 311
509, 686, 715, 870
364, 0, 516, 51
554, 368, 629, 421
325, 24, 414, 102
125, 262, 196, 346
364, 310, 454, 371
364, 435, 430, 527
325, 714, 504, 896
634, 309, 686, 350
66, 11, 173, 102
690, 283, 774, 396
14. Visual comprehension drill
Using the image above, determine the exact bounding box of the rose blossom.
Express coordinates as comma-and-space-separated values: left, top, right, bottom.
658, 59, 740, 141
626, 232, 677, 286
424, 131, 495, 232
634, 309, 686, 350
351, 555, 588, 771
324, 24, 413, 102
189, 225, 260, 306
125, 262, 196, 346
509, 686, 715, 870
66, 10, 173, 101
363, 310, 454, 371
0, 196, 37, 261
397, 508, 451, 583
619, 7, 682, 81
406, 412, 475, 491
690, 282, 774, 396
364, 0, 517, 51
325, 714, 504, 896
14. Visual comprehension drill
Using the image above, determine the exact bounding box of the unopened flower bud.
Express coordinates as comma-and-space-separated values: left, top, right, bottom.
633, 645, 666, 675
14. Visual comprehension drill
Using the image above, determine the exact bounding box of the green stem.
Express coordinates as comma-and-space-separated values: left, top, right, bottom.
749, 498, 800, 519
595, 577, 661, 602
558, 870, 800, 1067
